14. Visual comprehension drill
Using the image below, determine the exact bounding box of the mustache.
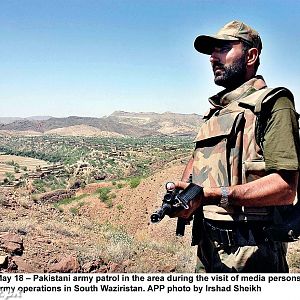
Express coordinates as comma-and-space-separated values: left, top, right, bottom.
212, 63, 224, 71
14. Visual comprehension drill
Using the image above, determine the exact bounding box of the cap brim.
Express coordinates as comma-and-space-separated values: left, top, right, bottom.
194, 35, 239, 55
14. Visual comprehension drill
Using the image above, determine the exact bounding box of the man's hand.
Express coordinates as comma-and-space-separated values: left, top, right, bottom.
168, 181, 204, 219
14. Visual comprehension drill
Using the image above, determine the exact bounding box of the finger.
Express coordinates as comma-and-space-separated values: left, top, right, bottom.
165, 181, 176, 191
174, 181, 190, 190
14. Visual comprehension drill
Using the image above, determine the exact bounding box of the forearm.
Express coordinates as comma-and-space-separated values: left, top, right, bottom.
181, 156, 194, 182
204, 171, 298, 207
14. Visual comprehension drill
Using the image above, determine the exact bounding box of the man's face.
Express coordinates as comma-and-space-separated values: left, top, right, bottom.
210, 41, 247, 89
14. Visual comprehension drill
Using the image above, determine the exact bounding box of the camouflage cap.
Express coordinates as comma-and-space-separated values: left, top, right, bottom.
194, 20, 262, 55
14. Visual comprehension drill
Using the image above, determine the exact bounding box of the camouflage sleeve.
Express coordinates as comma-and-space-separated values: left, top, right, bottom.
262, 96, 300, 171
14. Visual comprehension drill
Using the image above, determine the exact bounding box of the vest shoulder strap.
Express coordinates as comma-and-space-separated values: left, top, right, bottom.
253, 87, 294, 113
237, 87, 294, 111
253, 87, 295, 151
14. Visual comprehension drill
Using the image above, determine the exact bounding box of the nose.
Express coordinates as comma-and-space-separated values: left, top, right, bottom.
210, 50, 220, 63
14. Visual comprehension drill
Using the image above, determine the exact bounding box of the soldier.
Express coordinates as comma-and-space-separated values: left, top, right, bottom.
173, 20, 300, 272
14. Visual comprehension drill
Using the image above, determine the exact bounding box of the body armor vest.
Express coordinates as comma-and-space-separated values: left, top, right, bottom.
193, 86, 294, 221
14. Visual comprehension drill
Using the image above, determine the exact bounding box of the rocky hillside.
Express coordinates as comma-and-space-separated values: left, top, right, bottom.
0, 111, 203, 137
110, 111, 202, 136
0, 159, 300, 273
0, 160, 196, 273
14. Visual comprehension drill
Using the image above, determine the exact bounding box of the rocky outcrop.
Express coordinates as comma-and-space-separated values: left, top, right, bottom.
93, 173, 106, 181
0, 231, 131, 273
48, 255, 80, 273
0, 232, 23, 255
36, 189, 76, 203
11, 256, 36, 272
69, 179, 85, 190
0, 255, 8, 268
0, 232, 36, 272
81, 259, 105, 273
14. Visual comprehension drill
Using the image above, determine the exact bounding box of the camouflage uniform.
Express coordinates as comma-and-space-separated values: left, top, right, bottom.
189, 20, 300, 272
192, 76, 294, 273
189, 20, 300, 273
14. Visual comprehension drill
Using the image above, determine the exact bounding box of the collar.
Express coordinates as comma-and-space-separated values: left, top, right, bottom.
209, 75, 267, 108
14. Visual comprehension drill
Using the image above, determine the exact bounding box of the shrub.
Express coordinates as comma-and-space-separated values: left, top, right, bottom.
5, 172, 15, 182
101, 223, 133, 263
98, 187, 111, 202
116, 204, 123, 211
69, 207, 79, 215
117, 183, 124, 189
98, 187, 114, 208
54, 194, 88, 210
129, 177, 141, 188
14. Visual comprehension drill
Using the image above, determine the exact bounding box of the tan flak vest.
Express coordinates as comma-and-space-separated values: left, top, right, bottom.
192, 76, 294, 222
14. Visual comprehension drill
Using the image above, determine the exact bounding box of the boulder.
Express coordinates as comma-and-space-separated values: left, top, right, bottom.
0, 255, 8, 268
81, 259, 105, 273
107, 262, 125, 273
69, 180, 83, 190
48, 255, 80, 273
0, 232, 23, 255
94, 174, 106, 181
12, 256, 36, 272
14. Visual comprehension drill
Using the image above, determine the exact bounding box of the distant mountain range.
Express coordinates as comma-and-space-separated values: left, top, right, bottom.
0, 111, 203, 137
0, 116, 52, 124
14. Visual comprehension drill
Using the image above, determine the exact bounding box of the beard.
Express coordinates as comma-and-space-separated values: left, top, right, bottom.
212, 55, 247, 89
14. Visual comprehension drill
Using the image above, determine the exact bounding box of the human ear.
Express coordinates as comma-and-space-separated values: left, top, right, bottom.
246, 48, 259, 67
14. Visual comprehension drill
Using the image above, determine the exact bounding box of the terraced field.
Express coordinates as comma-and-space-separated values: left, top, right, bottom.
0, 154, 49, 180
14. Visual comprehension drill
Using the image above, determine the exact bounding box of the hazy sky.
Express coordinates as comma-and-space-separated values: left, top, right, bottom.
1, 0, 300, 117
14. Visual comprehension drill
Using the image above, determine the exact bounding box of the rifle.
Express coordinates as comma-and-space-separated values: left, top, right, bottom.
176, 175, 194, 237
150, 177, 203, 237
